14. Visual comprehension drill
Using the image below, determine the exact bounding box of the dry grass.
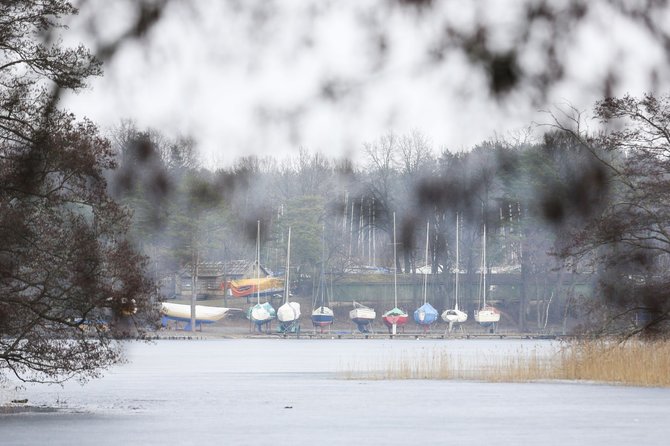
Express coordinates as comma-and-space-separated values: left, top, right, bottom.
550, 340, 670, 387
341, 341, 670, 387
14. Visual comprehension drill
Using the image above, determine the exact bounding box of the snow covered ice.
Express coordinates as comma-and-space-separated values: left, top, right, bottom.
1, 339, 669, 445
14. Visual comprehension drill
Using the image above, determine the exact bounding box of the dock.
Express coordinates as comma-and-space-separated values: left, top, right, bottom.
147, 328, 567, 341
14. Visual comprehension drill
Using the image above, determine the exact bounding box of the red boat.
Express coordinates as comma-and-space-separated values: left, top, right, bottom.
382, 307, 409, 328
383, 213, 408, 334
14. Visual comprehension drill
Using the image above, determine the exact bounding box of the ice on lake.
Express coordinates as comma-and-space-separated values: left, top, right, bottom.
1, 339, 669, 445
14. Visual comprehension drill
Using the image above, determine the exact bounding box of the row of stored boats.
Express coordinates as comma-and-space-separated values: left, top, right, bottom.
160, 215, 500, 333
245, 214, 500, 334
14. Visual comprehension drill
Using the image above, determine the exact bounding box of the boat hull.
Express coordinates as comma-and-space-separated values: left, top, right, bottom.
277, 301, 301, 323
382, 307, 409, 327
349, 308, 375, 322
442, 308, 468, 323
311, 306, 334, 326
413, 302, 438, 325
229, 277, 284, 298
248, 302, 276, 323
349, 302, 376, 332
474, 306, 500, 326
161, 302, 229, 323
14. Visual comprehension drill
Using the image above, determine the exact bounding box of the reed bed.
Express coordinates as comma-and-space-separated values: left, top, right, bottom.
550, 340, 670, 387
340, 341, 670, 387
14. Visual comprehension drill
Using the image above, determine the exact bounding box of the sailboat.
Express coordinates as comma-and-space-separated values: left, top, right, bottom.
247, 221, 276, 332
382, 213, 409, 334
349, 301, 375, 333
312, 229, 334, 332
277, 227, 301, 333
414, 221, 438, 330
161, 302, 232, 331
442, 213, 468, 331
473, 223, 500, 329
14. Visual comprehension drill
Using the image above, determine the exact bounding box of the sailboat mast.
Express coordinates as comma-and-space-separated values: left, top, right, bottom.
455, 214, 460, 310
482, 224, 487, 307
285, 227, 292, 304
320, 224, 326, 307
423, 220, 429, 305
256, 220, 261, 305
393, 212, 398, 308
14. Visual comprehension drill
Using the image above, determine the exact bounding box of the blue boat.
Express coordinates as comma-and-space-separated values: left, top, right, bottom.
311, 307, 334, 326
414, 221, 438, 330
414, 302, 438, 325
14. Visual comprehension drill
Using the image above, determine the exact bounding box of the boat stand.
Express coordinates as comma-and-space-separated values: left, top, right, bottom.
278, 321, 301, 337
313, 324, 332, 334
445, 323, 466, 336
355, 322, 374, 334
250, 320, 273, 333
418, 323, 432, 335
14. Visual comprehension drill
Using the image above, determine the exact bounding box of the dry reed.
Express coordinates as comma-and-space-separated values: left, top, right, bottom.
550, 340, 670, 387
340, 341, 670, 387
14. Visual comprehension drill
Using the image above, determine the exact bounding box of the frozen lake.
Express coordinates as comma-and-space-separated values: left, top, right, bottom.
1, 339, 669, 445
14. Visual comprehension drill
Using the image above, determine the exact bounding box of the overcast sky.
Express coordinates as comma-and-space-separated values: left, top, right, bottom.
62, 0, 669, 167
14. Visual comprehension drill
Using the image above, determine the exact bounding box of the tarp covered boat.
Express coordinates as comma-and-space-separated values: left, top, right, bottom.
414, 222, 438, 329
414, 302, 438, 325
248, 301, 276, 324
382, 307, 409, 328
277, 227, 300, 334
246, 221, 275, 332
229, 277, 284, 298
383, 213, 408, 334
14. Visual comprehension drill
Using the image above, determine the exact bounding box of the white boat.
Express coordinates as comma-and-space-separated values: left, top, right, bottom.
248, 221, 275, 330
278, 301, 301, 323
473, 224, 501, 329
442, 214, 468, 329
474, 306, 500, 326
350, 301, 375, 333
312, 229, 334, 331
160, 302, 230, 324
250, 302, 275, 322
277, 227, 300, 332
